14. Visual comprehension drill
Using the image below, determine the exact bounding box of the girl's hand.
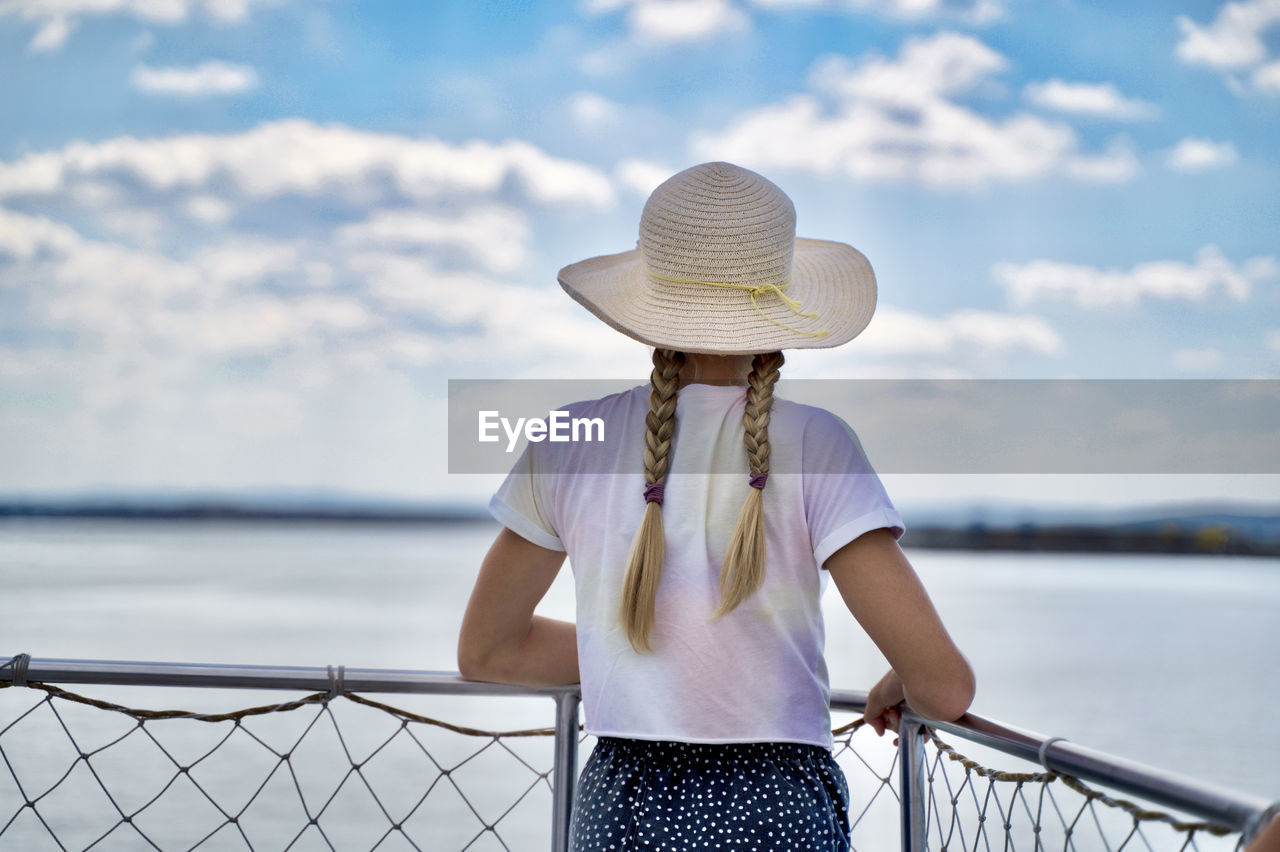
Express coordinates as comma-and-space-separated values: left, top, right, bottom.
863, 668, 907, 744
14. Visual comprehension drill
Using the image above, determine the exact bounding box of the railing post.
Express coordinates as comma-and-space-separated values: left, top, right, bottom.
551, 690, 580, 852
898, 713, 927, 852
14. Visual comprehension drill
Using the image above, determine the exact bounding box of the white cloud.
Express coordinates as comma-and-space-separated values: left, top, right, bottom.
614, 159, 675, 196
0, 197, 618, 389
189, 238, 307, 292
1175, 0, 1280, 69
781, 304, 1061, 378
1172, 347, 1225, 373
582, 0, 749, 45
1165, 137, 1239, 172
131, 61, 260, 97
1175, 0, 1280, 93
204, 0, 261, 21
183, 194, 234, 225
346, 250, 642, 374
3, 0, 283, 51
336, 206, 530, 274
1, 211, 623, 377
347, 251, 520, 328
1252, 59, 1280, 91
0, 118, 615, 208
29, 14, 72, 51
585, 0, 1008, 37
993, 245, 1279, 308
578, 44, 628, 78
66, 180, 123, 208
1023, 79, 1158, 120
166, 293, 380, 356
694, 33, 1137, 189
1063, 135, 1140, 183
130, 29, 156, 53
563, 90, 685, 149
374, 331, 438, 367
852, 307, 1063, 358
0, 122, 613, 356
0, 117, 637, 496
747, 0, 1005, 25
807, 32, 1006, 103
581, 0, 631, 12
98, 206, 168, 247
631, 0, 749, 42
567, 91, 622, 130
0, 206, 363, 360
0, 207, 82, 260
1267, 329, 1280, 355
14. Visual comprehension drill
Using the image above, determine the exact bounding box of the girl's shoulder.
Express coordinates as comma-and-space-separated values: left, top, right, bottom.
772, 395, 857, 441
529, 386, 648, 441
558, 384, 648, 416
772, 396, 877, 472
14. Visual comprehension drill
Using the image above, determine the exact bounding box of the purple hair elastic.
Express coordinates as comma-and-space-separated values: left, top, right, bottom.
643, 482, 666, 505
749, 473, 768, 490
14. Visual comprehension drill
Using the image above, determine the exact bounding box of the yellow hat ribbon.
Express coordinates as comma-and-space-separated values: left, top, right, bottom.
643, 266, 829, 339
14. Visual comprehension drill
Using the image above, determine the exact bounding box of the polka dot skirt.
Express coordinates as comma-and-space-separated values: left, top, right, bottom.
569, 737, 851, 850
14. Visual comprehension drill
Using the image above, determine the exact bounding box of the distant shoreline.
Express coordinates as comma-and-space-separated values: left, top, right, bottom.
0, 502, 492, 524
3, 501, 1277, 557
902, 524, 1280, 557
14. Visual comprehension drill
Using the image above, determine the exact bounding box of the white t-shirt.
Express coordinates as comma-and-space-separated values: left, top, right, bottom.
488, 382, 904, 750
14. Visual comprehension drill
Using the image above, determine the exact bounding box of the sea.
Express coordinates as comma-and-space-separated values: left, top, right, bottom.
2, 519, 1276, 849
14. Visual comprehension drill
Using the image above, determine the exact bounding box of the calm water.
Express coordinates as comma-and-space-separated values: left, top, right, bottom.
2, 519, 1277, 832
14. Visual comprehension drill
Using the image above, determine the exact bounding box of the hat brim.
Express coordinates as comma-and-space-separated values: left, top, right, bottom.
557, 237, 877, 355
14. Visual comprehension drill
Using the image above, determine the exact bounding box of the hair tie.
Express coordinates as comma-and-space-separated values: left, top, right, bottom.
748, 473, 768, 490
643, 482, 666, 505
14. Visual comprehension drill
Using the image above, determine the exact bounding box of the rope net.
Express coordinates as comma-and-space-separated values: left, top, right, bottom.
899, 730, 1246, 852
0, 681, 1247, 851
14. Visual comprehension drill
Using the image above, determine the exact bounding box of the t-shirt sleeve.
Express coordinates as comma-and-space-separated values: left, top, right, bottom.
803, 409, 905, 568
488, 439, 566, 552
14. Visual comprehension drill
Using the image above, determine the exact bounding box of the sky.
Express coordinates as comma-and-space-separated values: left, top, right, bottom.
1, 0, 1278, 509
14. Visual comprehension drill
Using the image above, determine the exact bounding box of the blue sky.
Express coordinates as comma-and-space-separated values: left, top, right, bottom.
1, 0, 1278, 506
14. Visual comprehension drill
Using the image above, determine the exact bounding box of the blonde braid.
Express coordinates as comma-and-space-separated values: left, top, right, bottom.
716, 351, 784, 617
620, 347, 685, 653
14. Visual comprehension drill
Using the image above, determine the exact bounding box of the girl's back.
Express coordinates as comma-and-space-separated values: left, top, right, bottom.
491, 381, 904, 746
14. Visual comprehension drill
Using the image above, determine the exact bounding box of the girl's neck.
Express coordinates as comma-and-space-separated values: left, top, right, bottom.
678, 353, 754, 386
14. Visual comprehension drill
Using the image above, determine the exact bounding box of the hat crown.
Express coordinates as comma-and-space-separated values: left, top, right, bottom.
638, 162, 797, 289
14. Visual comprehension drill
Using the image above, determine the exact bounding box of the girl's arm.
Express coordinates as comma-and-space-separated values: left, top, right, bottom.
457, 527, 578, 686
825, 528, 975, 731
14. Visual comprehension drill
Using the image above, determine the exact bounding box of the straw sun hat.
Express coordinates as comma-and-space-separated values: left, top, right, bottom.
557, 161, 878, 355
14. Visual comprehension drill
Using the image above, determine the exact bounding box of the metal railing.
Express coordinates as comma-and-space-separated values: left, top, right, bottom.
2, 655, 1275, 851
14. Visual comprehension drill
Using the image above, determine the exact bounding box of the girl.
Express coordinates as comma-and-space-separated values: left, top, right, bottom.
458, 161, 975, 850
